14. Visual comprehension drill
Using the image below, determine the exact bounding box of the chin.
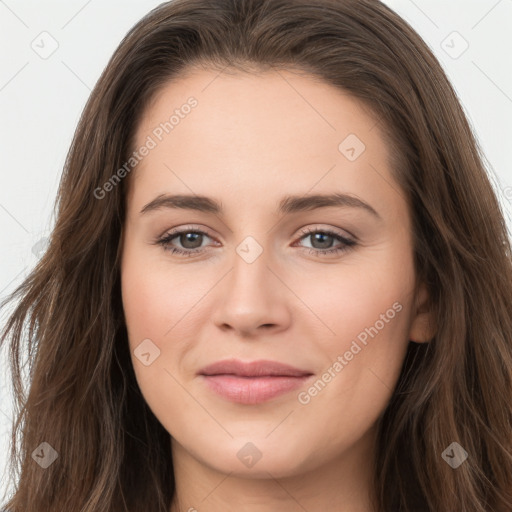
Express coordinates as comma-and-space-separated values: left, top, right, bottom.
198, 436, 314, 478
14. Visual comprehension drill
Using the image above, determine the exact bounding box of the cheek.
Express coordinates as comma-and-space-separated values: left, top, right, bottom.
121, 257, 194, 426
120, 248, 175, 396
297, 257, 412, 349
120, 250, 208, 390
121, 270, 166, 347
296, 247, 414, 398
121, 249, 196, 348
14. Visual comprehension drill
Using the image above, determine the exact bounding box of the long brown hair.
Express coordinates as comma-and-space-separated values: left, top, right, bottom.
1, 0, 511, 510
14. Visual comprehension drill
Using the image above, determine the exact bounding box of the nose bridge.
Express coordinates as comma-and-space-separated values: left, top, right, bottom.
211, 232, 286, 333
228, 233, 271, 300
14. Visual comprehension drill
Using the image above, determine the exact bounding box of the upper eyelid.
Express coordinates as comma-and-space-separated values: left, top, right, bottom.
160, 224, 355, 243
298, 225, 355, 240
162, 223, 351, 234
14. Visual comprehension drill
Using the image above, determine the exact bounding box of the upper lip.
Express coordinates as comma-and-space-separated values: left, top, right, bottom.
198, 359, 313, 377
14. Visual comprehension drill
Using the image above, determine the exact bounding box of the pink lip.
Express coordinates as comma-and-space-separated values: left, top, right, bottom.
198, 359, 314, 404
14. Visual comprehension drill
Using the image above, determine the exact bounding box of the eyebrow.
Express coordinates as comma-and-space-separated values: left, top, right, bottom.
140, 192, 381, 219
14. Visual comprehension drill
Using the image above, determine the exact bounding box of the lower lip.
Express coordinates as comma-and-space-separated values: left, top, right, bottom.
200, 374, 312, 404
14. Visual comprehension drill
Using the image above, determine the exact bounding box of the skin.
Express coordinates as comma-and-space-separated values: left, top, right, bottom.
120, 67, 435, 512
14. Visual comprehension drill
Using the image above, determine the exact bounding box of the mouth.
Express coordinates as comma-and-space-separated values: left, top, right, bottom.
198, 359, 314, 404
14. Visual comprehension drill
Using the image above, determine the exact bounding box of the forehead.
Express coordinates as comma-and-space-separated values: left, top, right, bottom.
135, 67, 383, 154
128, 68, 404, 222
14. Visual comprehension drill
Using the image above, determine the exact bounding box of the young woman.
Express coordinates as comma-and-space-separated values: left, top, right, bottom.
1, 0, 511, 510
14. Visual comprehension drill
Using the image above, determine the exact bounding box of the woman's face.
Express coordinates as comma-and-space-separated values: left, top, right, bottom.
120, 68, 432, 479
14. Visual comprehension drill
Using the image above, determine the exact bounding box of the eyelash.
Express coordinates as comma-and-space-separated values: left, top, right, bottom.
154, 225, 357, 258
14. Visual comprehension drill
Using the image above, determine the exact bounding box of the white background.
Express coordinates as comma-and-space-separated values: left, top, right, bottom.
1, 0, 511, 501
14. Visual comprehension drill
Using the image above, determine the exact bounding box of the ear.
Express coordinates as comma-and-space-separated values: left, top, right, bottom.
408, 281, 436, 343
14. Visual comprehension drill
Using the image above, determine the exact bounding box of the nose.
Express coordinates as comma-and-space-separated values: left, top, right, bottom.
211, 241, 291, 338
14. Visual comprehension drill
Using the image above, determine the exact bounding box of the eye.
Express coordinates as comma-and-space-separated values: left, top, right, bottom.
155, 226, 216, 257
293, 226, 357, 257
154, 225, 357, 258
